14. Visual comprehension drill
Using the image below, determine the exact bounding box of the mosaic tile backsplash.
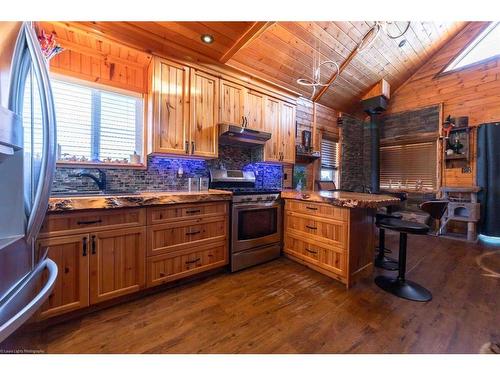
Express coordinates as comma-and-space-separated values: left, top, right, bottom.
52, 145, 283, 194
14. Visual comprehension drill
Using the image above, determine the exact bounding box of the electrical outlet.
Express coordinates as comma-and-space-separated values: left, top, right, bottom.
462, 166, 471, 173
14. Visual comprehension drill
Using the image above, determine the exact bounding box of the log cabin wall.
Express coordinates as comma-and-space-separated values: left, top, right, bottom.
387, 21, 499, 188
295, 98, 339, 191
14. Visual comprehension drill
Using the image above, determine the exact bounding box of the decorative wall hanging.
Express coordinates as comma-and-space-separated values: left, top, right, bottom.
37, 29, 64, 60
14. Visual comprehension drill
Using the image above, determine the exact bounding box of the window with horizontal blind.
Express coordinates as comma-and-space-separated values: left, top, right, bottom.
380, 141, 437, 191
50, 79, 144, 165
320, 138, 339, 182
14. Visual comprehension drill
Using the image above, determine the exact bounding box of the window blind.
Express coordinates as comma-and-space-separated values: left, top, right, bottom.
44, 79, 143, 163
321, 138, 338, 169
380, 141, 437, 190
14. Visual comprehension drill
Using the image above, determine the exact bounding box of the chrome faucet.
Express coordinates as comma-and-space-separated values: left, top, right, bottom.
69, 169, 107, 191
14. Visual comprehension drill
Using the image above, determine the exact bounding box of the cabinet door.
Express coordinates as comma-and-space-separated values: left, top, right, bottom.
264, 96, 281, 162
244, 90, 265, 130
280, 101, 296, 164
153, 58, 189, 155
190, 69, 219, 158
37, 235, 89, 319
89, 227, 146, 304
220, 79, 246, 125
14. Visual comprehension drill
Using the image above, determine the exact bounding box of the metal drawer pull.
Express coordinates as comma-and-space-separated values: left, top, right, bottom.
77, 219, 102, 225
91, 235, 96, 255
305, 248, 318, 254
185, 258, 201, 265
191, 141, 195, 154
186, 209, 201, 214
185, 141, 189, 154
305, 225, 317, 230
305, 206, 318, 211
82, 237, 87, 256
186, 231, 201, 236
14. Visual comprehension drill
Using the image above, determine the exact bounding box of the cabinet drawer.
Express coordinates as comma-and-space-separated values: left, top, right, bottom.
285, 211, 347, 249
285, 200, 348, 222
147, 242, 228, 287
39, 208, 146, 237
147, 215, 227, 256
147, 202, 228, 224
283, 234, 346, 277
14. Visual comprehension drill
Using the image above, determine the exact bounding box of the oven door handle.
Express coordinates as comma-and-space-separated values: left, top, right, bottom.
233, 203, 281, 210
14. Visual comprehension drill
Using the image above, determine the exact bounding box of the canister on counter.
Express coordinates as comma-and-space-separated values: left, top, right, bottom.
188, 177, 200, 192
199, 177, 209, 191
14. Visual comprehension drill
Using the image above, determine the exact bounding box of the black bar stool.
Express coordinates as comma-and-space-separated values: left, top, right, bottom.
374, 212, 402, 270
374, 217, 432, 302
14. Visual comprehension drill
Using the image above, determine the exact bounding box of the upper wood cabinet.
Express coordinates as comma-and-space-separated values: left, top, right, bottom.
264, 97, 281, 162
149, 57, 297, 161
220, 80, 246, 125
245, 90, 265, 131
280, 101, 296, 164
152, 58, 190, 155
149, 57, 219, 158
190, 69, 219, 158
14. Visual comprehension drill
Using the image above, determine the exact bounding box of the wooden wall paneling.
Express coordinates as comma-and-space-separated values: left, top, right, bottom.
387, 22, 498, 188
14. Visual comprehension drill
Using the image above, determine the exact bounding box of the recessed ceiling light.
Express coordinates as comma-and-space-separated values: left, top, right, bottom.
201, 34, 214, 44
398, 39, 407, 48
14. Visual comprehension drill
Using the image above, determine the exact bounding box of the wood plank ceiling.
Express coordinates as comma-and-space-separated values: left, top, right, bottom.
57, 21, 468, 114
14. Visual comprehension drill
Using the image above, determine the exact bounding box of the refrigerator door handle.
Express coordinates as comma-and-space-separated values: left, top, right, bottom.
0, 258, 58, 344
23, 22, 57, 244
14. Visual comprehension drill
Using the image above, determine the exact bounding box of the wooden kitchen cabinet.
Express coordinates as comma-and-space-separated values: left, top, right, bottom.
36, 235, 89, 319
89, 227, 146, 304
263, 96, 281, 162
245, 89, 265, 131
189, 69, 219, 158
149, 57, 219, 158
151, 58, 190, 155
279, 101, 296, 164
262, 97, 296, 164
220, 79, 246, 125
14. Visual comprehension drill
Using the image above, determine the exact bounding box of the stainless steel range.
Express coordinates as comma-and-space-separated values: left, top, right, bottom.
209, 168, 282, 272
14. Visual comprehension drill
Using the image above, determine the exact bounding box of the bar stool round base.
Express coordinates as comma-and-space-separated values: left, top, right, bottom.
374, 256, 399, 271
375, 275, 432, 302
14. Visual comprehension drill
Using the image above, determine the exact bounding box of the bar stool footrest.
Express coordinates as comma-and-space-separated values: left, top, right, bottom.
375, 275, 432, 302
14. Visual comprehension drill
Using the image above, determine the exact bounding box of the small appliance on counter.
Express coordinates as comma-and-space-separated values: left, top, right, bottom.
209, 168, 282, 272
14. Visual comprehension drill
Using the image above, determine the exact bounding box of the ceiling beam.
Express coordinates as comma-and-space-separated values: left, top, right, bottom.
219, 22, 275, 63
312, 24, 384, 103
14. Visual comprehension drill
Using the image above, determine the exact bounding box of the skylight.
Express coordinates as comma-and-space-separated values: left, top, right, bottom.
443, 22, 500, 73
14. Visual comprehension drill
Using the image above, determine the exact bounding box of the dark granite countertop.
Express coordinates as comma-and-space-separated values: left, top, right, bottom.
281, 190, 400, 209
47, 189, 232, 213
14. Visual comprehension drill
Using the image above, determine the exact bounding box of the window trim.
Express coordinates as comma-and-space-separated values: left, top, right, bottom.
319, 135, 340, 183
436, 22, 500, 78
51, 73, 148, 170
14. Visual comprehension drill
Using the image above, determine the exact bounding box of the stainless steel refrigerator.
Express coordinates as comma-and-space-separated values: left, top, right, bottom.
0, 21, 58, 343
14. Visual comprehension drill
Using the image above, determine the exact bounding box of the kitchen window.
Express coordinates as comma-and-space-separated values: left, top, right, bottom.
26, 78, 144, 167
380, 141, 438, 191
320, 138, 339, 183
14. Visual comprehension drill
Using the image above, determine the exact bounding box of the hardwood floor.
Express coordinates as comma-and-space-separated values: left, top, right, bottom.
2, 233, 499, 354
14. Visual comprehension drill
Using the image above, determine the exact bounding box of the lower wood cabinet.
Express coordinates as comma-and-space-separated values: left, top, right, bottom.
36, 235, 90, 319
147, 241, 227, 287
89, 227, 146, 304
36, 202, 229, 319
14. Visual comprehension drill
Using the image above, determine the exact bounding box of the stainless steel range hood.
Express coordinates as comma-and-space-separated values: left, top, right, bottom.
218, 123, 271, 147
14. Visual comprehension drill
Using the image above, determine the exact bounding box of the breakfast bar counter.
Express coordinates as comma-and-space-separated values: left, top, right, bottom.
281, 190, 400, 288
